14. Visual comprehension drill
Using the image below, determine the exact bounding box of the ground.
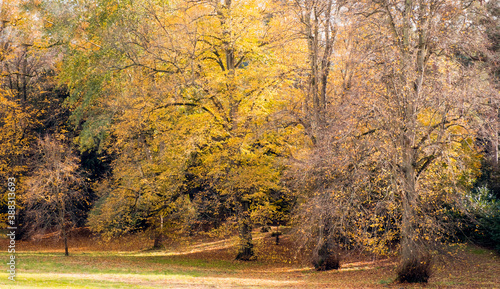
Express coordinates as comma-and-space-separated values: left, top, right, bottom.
0, 229, 498, 288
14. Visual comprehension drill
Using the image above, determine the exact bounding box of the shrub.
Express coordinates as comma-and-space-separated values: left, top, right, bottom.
464, 186, 500, 253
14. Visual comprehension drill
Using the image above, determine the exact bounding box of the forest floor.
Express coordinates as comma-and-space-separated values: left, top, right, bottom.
0, 229, 499, 288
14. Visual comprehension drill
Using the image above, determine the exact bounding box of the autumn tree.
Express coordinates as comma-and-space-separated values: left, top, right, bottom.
353, 0, 494, 282
283, 0, 359, 270
474, 0, 500, 197
25, 136, 85, 256
56, 0, 294, 260
288, 0, 495, 280
287, 0, 346, 141
0, 0, 73, 235
0, 0, 33, 195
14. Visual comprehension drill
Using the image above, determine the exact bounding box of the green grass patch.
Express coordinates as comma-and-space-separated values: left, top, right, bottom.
469, 247, 489, 255
378, 278, 392, 284
0, 273, 159, 288
1, 252, 208, 277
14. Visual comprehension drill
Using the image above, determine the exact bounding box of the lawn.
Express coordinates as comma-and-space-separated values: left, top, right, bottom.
0, 231, 499, 288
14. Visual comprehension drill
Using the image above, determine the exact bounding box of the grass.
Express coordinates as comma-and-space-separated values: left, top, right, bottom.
378, 279, 393, 285
469, 247, 490, 255
0, 231, 499, 288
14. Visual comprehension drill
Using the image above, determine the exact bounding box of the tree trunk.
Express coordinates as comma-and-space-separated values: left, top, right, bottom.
63, 228, 69, 257
153, 233, 162, 249
58, 193, 69, 256
311, 219, 339, 271
395, 0, 431, 281
60, 212, 69, 256
495, 118, 498, 166
153, 215, 164, 249
397, 75, 430, 284
305, 7, 321, 131
235, 201, 254, 261
275, 225, 280, 245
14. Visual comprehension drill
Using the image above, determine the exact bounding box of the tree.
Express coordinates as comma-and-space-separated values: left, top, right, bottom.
25, 136, 85, 256
359, 0, 492, 282
289, 0, 494, 280
284, 0, 359, 270
59, 0, 294, 260
0, 0, 72, 235
0, 0, 33, 205
287, 0, 346, 142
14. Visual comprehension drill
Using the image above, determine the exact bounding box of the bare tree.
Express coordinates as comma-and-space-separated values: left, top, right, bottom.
290, 0, 496, 280
287, 0, 346, 143
285, 0, 349, 270
25, 136, 85, 256
361, 0, 494, 282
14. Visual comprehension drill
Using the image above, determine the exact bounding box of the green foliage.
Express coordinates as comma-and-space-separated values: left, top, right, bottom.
464, 186, 500, 253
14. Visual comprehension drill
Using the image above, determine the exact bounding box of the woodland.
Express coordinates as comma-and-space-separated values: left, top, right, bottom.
1, 0, 500, 285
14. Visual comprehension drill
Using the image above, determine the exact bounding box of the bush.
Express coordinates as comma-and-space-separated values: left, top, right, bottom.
477, 213, 500, 253
464, 186, 500, 253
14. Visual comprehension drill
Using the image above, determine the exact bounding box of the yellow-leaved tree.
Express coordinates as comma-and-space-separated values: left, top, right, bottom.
59, 0, 297, 259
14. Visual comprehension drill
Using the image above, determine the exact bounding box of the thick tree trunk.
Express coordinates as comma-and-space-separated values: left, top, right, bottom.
396, 0, 430, 281
153, 215, 164, 249
397, 79, 430, 283
311, 220, 339, 271
401, 129, 416, 260
153, 233, 162, 249
399, 196, 430, 283
235, 201, 254, 261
